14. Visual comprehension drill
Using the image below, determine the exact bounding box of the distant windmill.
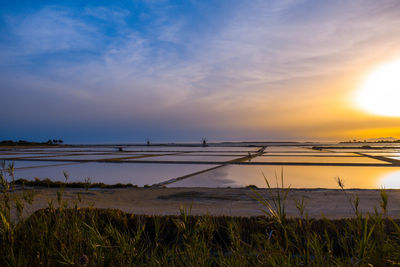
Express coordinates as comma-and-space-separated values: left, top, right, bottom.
147, 139, 151, 146
202, 137, 208, 147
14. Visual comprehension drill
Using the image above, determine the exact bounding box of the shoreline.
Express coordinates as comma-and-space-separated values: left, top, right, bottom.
11, 187, 400, 219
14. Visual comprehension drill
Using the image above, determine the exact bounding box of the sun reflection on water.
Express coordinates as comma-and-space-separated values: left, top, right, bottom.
379, 170, 400, 188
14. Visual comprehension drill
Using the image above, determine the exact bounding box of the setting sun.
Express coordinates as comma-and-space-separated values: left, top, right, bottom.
355, 58, 400, 117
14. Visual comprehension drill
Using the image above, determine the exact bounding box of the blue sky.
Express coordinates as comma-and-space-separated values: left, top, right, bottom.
1, 1, 400, 143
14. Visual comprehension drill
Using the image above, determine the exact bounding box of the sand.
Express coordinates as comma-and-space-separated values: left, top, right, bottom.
9, 187, 400, 219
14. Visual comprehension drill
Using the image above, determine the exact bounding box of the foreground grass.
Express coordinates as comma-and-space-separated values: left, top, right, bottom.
2, 208, 400, 266
2, 168, 400, 265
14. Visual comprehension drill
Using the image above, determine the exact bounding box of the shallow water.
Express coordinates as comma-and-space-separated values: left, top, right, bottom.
262, 152, 359, 156
328, 149, 400, 153
17, 147, 120, 152
124, 155, 241, 162
4, 145, 400, 188
1, 160, 78, 170
387, 157, 400, 161
365, 153, 400, 157
264, 147, 315, 152
115, 152, 177, 155
0, 153, 66, 159
169, 165, 400, 189
251, 156, 389, 164
38, 154, 133, 160
122, 146, 260, 152
184, 152, 249, 156
10, 162, 218, 186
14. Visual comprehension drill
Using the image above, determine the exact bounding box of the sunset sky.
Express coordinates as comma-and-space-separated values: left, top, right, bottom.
1, 0, 400, 143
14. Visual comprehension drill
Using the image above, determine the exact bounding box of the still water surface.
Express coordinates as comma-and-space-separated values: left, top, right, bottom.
169, 165, 400, 188
2, 144, 400, 188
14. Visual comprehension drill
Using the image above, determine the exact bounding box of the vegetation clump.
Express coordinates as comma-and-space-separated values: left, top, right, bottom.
0, 139, 64, 146
13, 178, 138, 189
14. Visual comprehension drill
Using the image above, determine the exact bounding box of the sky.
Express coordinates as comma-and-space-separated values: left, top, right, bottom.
1, 0, 400, 143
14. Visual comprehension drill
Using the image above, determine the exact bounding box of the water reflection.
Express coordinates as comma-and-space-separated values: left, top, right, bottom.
171, 165, 400, 189
169, 167, 236, 187
125, 155, 239, 162
10, 162, 218, 186
252, 156, 387, 164
379, 171, 400, 188
3, 145, 400, 188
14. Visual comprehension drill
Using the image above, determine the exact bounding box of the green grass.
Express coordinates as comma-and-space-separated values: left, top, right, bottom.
2, 167, 400, 266
14, 178, 139, 189
3, 208, 400, 266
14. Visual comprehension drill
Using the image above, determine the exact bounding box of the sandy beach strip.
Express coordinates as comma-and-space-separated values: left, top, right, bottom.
9, 187, 400, 219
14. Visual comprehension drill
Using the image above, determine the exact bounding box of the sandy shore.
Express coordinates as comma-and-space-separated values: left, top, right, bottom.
9, 187, 400, 219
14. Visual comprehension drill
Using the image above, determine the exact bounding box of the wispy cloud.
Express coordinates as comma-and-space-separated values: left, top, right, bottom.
5, 7, 98, 55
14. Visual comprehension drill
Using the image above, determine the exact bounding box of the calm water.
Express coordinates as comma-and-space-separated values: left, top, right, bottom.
262, 152, 360, 156
169, 165, 400, 188
6, 162, 218, 186
2, 160, 78, 169
251, 156, 388, 164
1, 144, 400, 188
122, 146, 260, 152
123, 155, 240, 162
264, 147, 315, 152
0, 153, 68, 159
39, 154, 133, 160
365, 153, 400, 157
